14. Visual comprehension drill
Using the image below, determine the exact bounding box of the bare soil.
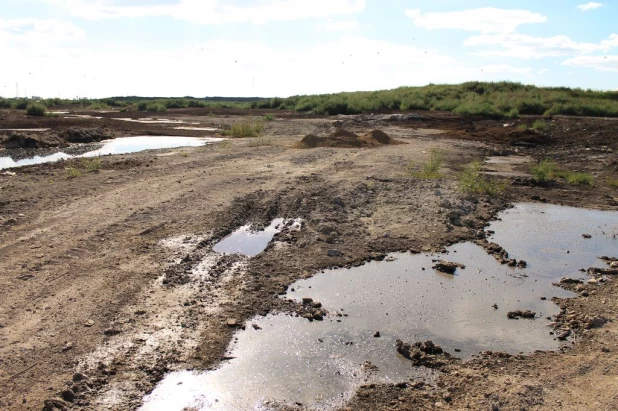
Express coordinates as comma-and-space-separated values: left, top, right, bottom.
0, 108, 617, 410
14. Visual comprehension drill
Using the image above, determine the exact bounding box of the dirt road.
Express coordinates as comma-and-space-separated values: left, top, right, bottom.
0, 109, 617, 410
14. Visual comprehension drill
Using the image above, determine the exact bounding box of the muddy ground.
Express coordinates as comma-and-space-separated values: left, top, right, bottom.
0, 107, 617, 410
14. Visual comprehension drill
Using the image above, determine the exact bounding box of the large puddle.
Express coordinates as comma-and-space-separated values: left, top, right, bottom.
142, 204, 618, 410
212, 219, 300, 257
0, 136, 222, 170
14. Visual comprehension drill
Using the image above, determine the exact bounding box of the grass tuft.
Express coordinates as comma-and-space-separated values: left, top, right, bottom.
459, 161, 506, 196
407, 149, 446, 179
608, 179, 618, 189
80, 157, 102, 173
66, 167, 82, 178
561, 171, 594, 186
530, 160, 557, 182
221, 121, 264, 138
532, 119, 549, 132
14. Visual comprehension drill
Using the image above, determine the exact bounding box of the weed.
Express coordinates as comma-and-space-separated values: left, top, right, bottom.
66, 167, 82, 178
80, 157, 102, 173
562, 171, 594, 186
26, 102, 47, 116
217, 139, 232, 150
517, 124, 528, 130
181, 152, 189, 157
249, 136, 272, 147
408, 149, 446, 179
208, 111, 216, 117
608, 179, 618, 189
532, 119, 548, 132
264, 114, 275, 121
221, 121, 264, 138
530, 160, 557, 182
459, 161, 506, 196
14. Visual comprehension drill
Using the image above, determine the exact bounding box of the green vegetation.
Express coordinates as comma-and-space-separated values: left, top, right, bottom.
249, 136, 272, 147
221, 121, 264, 138
517, 124, 528, 130
407, 149, 446, 179
88, 102, 110, 110
530, 160, 557, 182
530, 160, 594, 185
264, 114, 275, 121
2, 81, 617, 118
80, 157, 102, 173
532, 119, 549, 132
608, 179, 618, 189
217, 139, 232, 150
66, 167, 82, 178
26, 102, 47, 116
459, 161, 506, 196
563, 171, 594, 186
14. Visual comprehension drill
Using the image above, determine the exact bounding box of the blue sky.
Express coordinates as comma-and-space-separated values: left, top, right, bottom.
0, 0, 616, 98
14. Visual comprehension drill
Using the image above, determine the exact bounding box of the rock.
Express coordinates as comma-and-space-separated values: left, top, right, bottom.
103, 328, 121, 336
395, 339, 450, 368
556, 329, 571, 340
588, 279, 598, 285
312, 312, 324, 321
226, 318, 238, 327
373, 331, 381, 338
311, 302, 322, 309
61, 342, 74, 352
507, 310, 536, 319
517, 260, 527, 268
432, 260, 465, 274
492, 303, 498, 309
588, 267, 618, 276
560, 277, 584, 284
84, 319, 95, 327
327, 249, 342, 257
251, 323, 262, 330
302, 297, 313, 304
582, 234, 592, 239
332, 197, 345, 207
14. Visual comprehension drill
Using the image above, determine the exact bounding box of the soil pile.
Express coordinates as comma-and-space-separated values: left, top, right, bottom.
296, 129, 403, 149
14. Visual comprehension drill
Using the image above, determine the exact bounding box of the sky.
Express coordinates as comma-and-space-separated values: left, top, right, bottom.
0, 0, 617, 98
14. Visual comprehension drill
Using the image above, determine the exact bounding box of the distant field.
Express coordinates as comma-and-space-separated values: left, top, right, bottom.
2, 81, 617, 117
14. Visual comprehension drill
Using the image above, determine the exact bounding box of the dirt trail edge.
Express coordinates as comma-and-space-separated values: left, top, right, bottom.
0, 110, 617, 410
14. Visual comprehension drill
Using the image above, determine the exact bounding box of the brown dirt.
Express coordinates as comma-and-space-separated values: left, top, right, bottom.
296, 128, 403, 149
0, 107, 617, 410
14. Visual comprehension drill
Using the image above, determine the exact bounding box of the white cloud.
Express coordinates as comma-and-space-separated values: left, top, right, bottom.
405, 7, 546, 34
0, 36, 534, 98
563, 55, 618, 72
318, 20, 360, 31
465, 33, 618, 58
0, 18, 84, 46
577, 2, 603, 11
41, 0, 366, 24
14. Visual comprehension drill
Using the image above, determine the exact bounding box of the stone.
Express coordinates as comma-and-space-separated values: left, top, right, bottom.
373, 331, 381, 338
327, 249, 342, 257
432, 260, 465, 274
84, 319, 95, 327
226, 318, 238, 327
103, 329, 121, 336
507, 310, 536, 319
72, 373, 88, 382
302, 297, 313, 304
60, 390, 75, 403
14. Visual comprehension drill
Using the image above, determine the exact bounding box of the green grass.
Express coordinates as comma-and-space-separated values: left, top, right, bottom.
264, 114, 275, 121
26, 102, 47, 116
530, 160, 557, 182
532, 119, 549, 132
407, 149, 446, 179
66, 167, 82, 178
459, 161, 506, 196
560, 171, 594, 186
80, 157, 102, 173
517, 124, 528, 130
221, 121, 264, 138
608, 179, 618, 189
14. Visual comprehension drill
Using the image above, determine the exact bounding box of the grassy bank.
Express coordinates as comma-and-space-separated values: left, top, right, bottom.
2, 82, 617, 118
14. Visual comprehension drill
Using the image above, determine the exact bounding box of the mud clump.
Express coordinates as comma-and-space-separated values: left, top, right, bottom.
296, 129, 403, 149
507, 310, 536, 319
61, 127, 111, 143
431, 260, 465, 274
395, 339, 455, 368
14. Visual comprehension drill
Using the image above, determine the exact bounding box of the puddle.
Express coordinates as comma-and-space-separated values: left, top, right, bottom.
212, 219, 300, 257
112, 118, 200, 125
173, 127, 218, 131
63, 114, 103, 119
0, 136, 222, 170
0, 128, 50, 132
141, 204, 618, 410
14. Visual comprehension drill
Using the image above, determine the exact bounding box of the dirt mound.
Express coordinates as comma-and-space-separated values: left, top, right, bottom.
296, 129, 403, 149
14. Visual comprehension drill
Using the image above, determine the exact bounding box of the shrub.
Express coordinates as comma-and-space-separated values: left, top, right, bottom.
532, 120, 548, 132
221, 121, 264, 138
26, 102, 47, 116
80, 157, 102, 173
145, 102, 167, 112
459, 161, 506, 196
66, 167, 82, 178
530, 160, 557, 182
264, 114, 275, 121
562, 171, 593, 186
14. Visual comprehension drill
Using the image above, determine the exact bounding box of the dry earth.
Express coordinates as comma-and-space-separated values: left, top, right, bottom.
0, 108, 617, 410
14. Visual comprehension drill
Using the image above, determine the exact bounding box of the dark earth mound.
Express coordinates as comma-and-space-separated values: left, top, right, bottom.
296, 129, 403, 149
